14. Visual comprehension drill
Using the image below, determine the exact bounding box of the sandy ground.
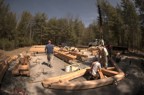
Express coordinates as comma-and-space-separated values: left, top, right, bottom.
0, 47, 144, 95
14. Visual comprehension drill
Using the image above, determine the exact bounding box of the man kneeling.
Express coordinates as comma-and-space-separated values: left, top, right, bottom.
88, 57, 101, 80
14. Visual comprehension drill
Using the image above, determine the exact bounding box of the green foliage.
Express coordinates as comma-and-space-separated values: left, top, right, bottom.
121, 0, 141, 48
133, 0, 144, 49
16, 11, 33, 46
0, 0, 17, 50
0, 38, 15, 50
82, 21, 98, 45
96, 0, 141, 49
0, 0, 143, 50
33, 12, 48, 44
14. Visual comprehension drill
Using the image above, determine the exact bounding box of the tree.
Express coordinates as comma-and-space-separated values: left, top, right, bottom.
121, 0, 141, 49
33, 12, 48, 44
73, 18, 85, 45
17, 11, 33, 47
99, 0, 122, 45
134, 0, 144, 49
82, 21, 98, 45
0, 0, 17, 50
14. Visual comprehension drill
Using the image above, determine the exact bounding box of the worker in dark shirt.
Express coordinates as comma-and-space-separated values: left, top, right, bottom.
45, 40, 54, 68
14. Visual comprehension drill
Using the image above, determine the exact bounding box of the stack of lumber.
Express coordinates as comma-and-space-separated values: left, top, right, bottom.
0, 55, 9, 84
12, 56, 30, 76
54, 50, 77, 63
69, 51, 88, 61
0, 51, 18, 84
54, 47, 88, 62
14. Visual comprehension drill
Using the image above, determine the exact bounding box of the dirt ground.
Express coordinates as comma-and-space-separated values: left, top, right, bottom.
0, 47, 144, 95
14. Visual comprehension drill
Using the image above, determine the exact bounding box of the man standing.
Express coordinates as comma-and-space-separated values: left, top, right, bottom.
45, 40, 54, 68
103, 45, 109, 68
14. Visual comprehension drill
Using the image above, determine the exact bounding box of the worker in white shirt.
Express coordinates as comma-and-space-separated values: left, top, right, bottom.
102, 45, 109, 68
88, 57, 102, 79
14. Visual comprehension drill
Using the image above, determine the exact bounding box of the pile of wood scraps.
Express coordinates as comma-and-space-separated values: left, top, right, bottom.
12, 55, 30, 76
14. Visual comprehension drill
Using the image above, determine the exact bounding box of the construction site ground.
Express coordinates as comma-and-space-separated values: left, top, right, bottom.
0, 47, 144, 95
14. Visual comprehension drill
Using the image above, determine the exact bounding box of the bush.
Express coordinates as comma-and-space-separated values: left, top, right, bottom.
0, 39, 15, 50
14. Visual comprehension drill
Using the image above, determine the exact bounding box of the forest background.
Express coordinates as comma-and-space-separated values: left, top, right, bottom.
0, 0, 143, 50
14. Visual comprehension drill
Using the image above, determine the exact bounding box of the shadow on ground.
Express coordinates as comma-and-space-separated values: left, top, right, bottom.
33, 56, 144, 95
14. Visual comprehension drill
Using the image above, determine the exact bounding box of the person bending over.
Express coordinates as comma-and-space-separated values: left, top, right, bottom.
88, 57, 101, 80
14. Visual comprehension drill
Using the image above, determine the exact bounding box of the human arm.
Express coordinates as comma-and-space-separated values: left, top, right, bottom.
45, 45, 47, 54
98, 62, 102, 72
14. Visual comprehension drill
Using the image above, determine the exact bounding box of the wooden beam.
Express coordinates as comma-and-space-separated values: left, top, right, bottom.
101, 68, 119, 77
110, 58, 123, 72
12, 63, 19, 75
47, 72, 125, 90
69, 51, 88, 58
98, 70, 104, 79
107, 67, 115, 70
42, 59, 125, 90
42, 67, 90, 87
54, 50, 76, 62
19, 64, 29, 70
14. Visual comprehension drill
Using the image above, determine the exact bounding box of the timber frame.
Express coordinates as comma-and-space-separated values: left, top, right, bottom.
29, 45, 125, 90
42, 58, 125, 90
0, 45, 125, 90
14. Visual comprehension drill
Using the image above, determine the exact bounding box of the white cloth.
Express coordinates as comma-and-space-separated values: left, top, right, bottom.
91, 61, 101, 76
101, 39, 104, 46
103, 47, 109, 56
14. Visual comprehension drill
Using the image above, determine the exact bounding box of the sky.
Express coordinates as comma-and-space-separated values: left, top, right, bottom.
5, 0, 120, 27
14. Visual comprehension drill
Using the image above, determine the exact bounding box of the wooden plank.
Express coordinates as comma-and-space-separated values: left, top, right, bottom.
107, 67, 115, 70
110, 58, 123, 72
101, 68, 119, 77
12, 56, 30, 76
19, 64, 29, 71
8, 55, 18, 63
98, 70, 104, 79
12, 63, 20, 75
